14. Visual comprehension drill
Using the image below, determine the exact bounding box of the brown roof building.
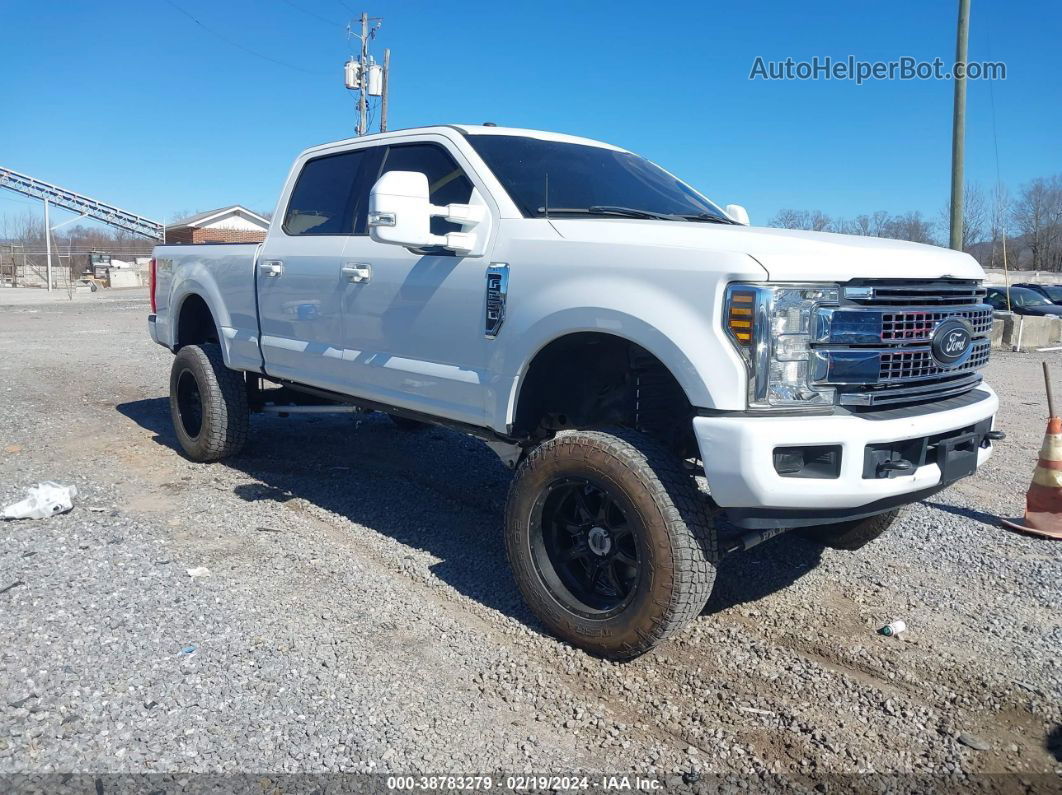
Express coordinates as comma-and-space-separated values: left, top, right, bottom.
165, 206, 270, 244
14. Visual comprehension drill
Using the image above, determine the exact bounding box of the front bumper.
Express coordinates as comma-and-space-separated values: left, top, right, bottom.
694, 385, 998, 525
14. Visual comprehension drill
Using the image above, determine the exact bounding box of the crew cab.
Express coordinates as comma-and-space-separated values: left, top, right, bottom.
148, 125, 1000, 659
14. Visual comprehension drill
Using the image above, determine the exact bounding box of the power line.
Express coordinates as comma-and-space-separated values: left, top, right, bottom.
280, 0, 344, 29
163, 0, 329, 76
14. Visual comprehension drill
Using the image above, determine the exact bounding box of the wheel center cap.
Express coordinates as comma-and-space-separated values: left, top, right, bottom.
587, 526, 612, 556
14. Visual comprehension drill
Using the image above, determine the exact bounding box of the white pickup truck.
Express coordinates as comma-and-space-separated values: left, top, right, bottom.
148, 125, 1001, 659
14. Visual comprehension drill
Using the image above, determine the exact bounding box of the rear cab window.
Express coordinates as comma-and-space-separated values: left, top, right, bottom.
283, 149, 371, 235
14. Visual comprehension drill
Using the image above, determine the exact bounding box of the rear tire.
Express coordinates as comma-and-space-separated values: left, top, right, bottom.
798, 508, 904, 551
504, 428, 717, 660
169, 343, 248, 462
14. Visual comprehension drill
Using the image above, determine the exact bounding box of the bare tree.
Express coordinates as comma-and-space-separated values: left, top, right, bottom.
938, 183, 988, 251
764, 176, 1061, 260
807, 210, 831, 232
827, 217, 853, 234
987, 182, 1012, 269
169, 209, 202, 223
881, 211, 937, 245
769, 209, 806, 229
768, 208, 832, 231
868, 211, 891, 237
1012, 175, 1062, 270
850, 214, 873, 236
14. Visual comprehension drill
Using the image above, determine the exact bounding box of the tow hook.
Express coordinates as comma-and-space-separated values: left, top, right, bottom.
877, 459, 915, 477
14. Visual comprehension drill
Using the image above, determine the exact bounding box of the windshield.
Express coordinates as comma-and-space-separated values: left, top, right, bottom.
1040, 285, 1062, 302
466, 134, 731, 222
1006, 287, 1050, 307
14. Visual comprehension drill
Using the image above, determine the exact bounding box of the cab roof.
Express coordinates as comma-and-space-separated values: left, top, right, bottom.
302, 124, 626, 157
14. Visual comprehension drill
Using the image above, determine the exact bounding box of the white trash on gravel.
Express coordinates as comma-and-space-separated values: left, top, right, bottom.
2, 482, 78, 520
186, 566, 211, 578
879, 619, 908, 637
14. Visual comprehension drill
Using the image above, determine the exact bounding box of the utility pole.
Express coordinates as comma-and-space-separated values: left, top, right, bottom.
381, 48, 390, 133
949, 0, 971, 251
358, 12, 369, 136
344, 13, 385, 135
44, 197, 52, 292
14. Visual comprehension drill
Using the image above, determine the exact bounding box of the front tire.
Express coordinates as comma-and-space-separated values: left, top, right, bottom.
169, 344, 248, 462
798, 508, 904, 550
505, 428, 717, 660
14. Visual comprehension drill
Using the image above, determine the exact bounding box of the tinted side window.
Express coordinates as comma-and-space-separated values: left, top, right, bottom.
380, 144, 474, 235
283, 150, 365, 235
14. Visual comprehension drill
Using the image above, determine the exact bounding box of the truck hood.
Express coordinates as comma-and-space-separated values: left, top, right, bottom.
548, 219, 984, 282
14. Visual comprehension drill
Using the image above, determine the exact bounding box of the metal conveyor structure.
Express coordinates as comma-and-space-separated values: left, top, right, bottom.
0, 166, 164, 240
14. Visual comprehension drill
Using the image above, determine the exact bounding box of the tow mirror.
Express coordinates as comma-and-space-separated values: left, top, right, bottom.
368, 170, 485, 254
725, 204, 750, 225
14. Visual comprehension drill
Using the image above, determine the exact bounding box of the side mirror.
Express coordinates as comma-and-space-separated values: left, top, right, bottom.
725, 204, 750, 226
368, 171, 435, 248
368, 170, 485, 254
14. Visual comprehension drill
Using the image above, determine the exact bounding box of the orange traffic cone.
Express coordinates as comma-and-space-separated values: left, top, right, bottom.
1002, 362, 1062, 540
1002, 416, 1062, 540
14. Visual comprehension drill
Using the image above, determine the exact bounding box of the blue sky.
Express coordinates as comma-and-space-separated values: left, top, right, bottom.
1, 0, 1058, 230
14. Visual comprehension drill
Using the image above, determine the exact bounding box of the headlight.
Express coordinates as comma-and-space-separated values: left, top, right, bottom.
724, 283, 839, 408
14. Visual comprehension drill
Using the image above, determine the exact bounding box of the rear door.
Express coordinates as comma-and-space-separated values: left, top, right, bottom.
256, 147, 373, 391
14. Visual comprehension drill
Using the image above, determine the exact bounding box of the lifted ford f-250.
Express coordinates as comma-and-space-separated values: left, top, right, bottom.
148, 125, 1000, 659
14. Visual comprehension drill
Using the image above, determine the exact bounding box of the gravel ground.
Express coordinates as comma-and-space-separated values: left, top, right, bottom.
0, 290, 1060, 789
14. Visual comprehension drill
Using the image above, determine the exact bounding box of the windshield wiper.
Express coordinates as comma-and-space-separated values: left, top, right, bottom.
678, 213, 737, 225
536, 206, 681, 221
590, 205, 680, 220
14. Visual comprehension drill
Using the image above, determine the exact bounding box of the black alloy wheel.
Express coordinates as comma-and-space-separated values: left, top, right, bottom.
175, 368, 204, 439
532, 477, 642, 617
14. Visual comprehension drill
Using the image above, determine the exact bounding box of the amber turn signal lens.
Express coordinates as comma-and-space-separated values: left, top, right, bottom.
727, 288, 757, 345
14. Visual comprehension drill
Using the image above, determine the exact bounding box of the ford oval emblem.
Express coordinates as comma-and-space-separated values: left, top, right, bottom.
931, 318, 973, 365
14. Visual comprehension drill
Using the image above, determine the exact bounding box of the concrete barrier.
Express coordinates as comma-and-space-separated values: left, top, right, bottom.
990, 317, 1007, 348
108, 270, 142, 288
993, 311, 1062, 350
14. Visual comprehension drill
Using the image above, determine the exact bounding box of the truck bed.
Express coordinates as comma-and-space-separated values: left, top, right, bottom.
151, 242, 262, 373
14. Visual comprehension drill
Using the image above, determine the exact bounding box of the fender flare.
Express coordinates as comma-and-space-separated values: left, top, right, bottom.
500, 309, 714, 430
169, 281, 228, 361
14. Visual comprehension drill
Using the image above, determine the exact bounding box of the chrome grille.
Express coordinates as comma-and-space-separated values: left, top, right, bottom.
844, 280, 986, 307
879, 339, 991, 381
838, 374, 984, 407
816, 304, 993, 345
880, 307, 993, 342
814, 279, 993, 408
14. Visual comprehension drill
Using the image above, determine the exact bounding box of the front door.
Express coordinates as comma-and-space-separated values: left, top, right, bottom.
339, 140, 493, 426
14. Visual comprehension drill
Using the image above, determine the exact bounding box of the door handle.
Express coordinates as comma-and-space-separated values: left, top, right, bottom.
341, 263, 372, 283
260, 260, 283, 277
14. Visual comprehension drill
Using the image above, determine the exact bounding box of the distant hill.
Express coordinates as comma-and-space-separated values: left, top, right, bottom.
967, 233, 1039, 270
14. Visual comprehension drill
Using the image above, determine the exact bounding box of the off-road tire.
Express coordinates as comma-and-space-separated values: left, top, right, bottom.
798, 508, 904, 551
505, 427, 717, 660
389, 414, 430, 431
169, 343, 248, 462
